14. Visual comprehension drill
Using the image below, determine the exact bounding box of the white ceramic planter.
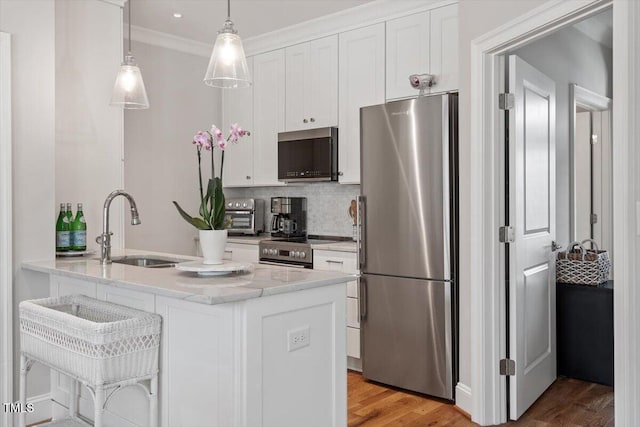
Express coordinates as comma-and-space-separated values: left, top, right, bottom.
199, 229, 228, 265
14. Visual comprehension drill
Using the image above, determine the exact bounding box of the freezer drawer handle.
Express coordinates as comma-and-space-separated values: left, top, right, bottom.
357, 195, 366, 269
359, 277, 367, 321
325, 260, 344, 265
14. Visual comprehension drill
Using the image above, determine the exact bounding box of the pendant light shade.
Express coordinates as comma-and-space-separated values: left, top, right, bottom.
111, 0, 149, 109
204, 0, 252, 88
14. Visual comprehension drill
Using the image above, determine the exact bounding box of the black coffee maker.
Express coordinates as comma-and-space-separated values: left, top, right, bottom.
270, 197, 307, 240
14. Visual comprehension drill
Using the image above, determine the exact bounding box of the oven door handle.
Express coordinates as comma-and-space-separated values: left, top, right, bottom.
226, 210, 253, 215
259, 260, 307, 269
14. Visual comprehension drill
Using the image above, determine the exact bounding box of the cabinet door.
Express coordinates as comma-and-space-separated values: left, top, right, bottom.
285, 43, 309, 131
338, 23, 385, 184
307, 35, 338, 128
430, 4, 459, 93
386, 11, 430, 100
223, 57, 255, 187
253, 49, 286, 186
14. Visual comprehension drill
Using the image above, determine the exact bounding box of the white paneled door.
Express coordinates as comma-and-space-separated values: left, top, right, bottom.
508, 55, 556, 420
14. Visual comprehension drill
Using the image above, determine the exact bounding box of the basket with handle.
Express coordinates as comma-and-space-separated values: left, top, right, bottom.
19, 294, 161, 386
556, 239, 611, 285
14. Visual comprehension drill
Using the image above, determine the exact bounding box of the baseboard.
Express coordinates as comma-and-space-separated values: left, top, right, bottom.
455, 382, 472, 416
347, 357, 362, 372
25, 393, 52, 426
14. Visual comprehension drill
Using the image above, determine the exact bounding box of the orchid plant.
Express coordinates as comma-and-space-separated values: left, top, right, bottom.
173, 124, 248, 230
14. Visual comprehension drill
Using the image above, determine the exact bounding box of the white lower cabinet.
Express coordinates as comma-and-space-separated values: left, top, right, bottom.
313, 249, 361, 369
224, 242, 260, 263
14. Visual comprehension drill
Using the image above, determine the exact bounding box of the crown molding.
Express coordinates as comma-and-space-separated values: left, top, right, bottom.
130, 25, 212, 58
243, 0, 456, 56
98, 0, 126, 7
128, 0, 455, 58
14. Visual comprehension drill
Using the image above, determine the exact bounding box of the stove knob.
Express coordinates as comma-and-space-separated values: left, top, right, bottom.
235, 202, 241, 208
227, 202, 233, 208
292, 251, 299, 258
242, 202, 248, 208
271, 249, 277, 256
300, 251, 306, 258
262, 248, 268, 255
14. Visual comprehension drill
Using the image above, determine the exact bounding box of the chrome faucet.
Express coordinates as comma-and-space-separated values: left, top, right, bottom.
97, 190, 141, 265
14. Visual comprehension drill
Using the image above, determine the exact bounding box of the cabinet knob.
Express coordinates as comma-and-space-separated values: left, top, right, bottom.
310, 117, 315, 123
338, 171, 344, 176
246, 176, 251, 180
303, 119, 308, 123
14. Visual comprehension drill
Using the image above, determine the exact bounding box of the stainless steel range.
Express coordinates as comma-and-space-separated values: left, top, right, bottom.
259, 237, 345, 268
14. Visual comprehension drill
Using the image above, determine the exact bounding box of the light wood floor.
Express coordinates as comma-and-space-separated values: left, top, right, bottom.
348, 371, 614, 426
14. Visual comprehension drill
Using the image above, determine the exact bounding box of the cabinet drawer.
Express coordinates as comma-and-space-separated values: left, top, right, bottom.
347, 327, 360, 359
225, 243, 259, 263
347, 280, 358, 298
347, 297, 359, 328
313, 250, 357, 273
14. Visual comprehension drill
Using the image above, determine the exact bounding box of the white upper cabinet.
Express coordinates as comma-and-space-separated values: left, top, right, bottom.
253, 49, 286, 186
285, 35, 338, 131
386, 4, 459, 100
430, 4, 459, 94
338, 23, 385, 184
386, 11, 430, 100
223, 57, 254, 187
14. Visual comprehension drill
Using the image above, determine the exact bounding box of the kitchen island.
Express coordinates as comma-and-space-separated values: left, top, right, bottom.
23, 250, 352, 427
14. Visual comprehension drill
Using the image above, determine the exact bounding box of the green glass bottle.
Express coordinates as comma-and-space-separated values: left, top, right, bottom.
70, 203, 87, 251
56, 203, 70, 251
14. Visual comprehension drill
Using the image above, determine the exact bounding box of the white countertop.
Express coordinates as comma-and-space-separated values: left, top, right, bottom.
22, 249, 353, 305
226, 235, 270, 245
311, 241, 357, 253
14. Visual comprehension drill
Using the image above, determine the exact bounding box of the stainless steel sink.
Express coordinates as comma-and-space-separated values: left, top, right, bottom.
110, 255, 186, 268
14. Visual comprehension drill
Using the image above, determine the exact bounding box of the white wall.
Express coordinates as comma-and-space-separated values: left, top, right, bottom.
124, 41, 222, 256
512, 25, 612, 247
457, 0, 548, 401
56, 0, 124, 253
0, 0, 56, 420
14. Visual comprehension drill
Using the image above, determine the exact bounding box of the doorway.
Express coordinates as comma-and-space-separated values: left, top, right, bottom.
469, 0, 640, 425
501, 7, 613, 420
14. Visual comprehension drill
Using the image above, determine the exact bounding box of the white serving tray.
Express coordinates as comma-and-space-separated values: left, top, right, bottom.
175, 260, 253, 276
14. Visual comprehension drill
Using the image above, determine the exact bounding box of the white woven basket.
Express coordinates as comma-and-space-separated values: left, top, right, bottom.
556, 239, 611, 286
19, 295, 161, 386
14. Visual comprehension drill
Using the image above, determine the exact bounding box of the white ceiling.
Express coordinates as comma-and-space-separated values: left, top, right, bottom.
572, 8, 613, 49
128, 0, 375, 44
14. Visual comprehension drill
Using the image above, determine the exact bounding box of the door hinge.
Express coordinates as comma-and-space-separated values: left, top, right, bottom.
498, 226, 515, 243
500, 358, 516, 376
591, 213, 598, 224
498, 93, 515, 110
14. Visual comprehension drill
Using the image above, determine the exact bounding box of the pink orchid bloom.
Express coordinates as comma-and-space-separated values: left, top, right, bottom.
217, 138, 227, 150
193, 131, 208, 147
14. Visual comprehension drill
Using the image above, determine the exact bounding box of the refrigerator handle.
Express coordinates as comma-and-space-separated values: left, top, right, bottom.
357, 195, 366, 269
359, 275, 367, 321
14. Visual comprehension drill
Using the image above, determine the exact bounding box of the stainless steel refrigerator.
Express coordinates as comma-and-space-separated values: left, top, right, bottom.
358, 93, 458, 401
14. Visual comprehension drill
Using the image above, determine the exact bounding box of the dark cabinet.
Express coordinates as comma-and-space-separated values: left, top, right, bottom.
557, 281, 613, 386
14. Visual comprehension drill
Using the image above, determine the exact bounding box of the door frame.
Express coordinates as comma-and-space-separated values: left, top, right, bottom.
0, 31, 13, 426
469, 0, 640, 424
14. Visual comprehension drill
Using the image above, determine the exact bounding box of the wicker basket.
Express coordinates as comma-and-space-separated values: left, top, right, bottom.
556, 239, 611, 286
19, 295, 161, 386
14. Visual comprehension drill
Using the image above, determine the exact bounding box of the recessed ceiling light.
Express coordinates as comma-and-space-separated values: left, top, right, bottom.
173, 12, 183, 18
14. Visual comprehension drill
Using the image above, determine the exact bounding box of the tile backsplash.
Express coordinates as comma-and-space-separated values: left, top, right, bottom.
225, 183, 360, 237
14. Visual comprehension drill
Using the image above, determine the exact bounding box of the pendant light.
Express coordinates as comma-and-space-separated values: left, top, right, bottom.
203, 0, 251, 88
110, 0, 149, 109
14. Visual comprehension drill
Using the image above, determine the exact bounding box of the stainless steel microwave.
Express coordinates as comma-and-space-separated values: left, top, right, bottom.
277, 127, 338, 182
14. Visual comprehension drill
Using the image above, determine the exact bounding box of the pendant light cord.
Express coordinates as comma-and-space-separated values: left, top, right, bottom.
227, 0, 231, 20
128, 0, 132, 55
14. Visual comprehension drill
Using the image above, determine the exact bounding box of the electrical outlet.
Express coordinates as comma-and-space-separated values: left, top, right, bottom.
287, 326, 310, 352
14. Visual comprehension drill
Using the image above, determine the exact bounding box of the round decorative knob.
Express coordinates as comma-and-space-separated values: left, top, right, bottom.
246, 176, 251, 180
303, 119, 308, 123
310, 117, 315, 123
300, 251, 306, 258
